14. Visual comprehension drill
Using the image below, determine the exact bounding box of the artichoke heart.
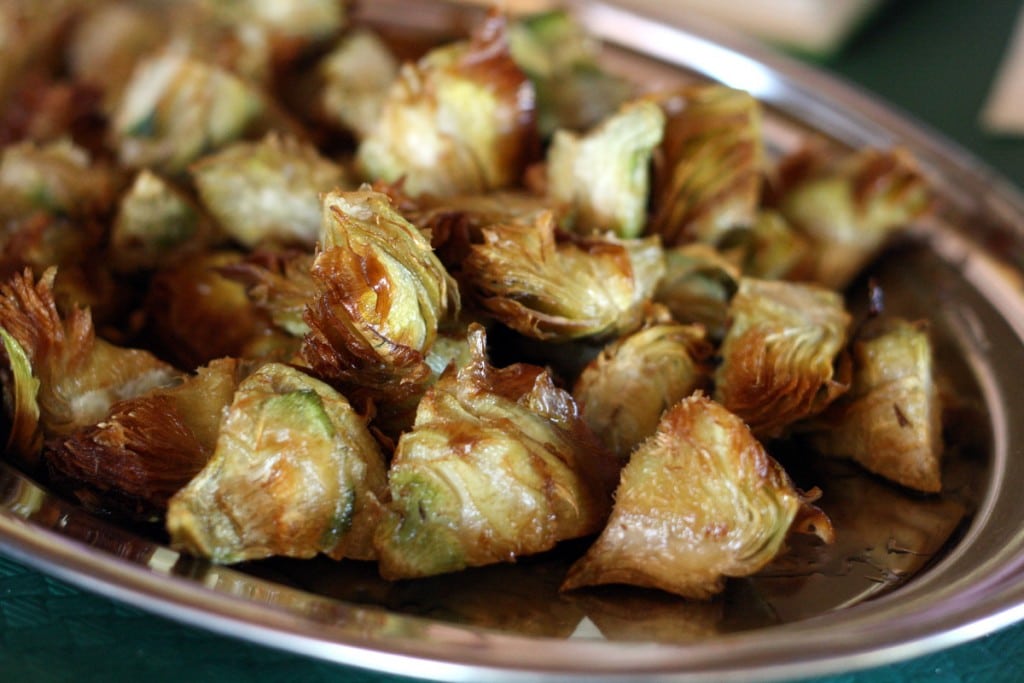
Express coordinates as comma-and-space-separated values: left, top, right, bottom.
356, 12, 536, 198
192, 133, 349, 249
300, 188, 459, 407
465, 212, 664, 341
112, 49, 264, 175
574, 318, 712, 461
166, 362, 388, 564
650, 85, 764, 246
714, 278, 851, 438
374, 324, 618, 580
777, 146, 931, 290
546, 98, 665, 237
808, 317, 943, 493
563, 393, 832, 599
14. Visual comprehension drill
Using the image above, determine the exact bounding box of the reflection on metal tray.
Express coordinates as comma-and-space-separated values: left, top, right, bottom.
3, 1, 1024, 681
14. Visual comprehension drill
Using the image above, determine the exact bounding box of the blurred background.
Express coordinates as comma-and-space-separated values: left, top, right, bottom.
661, 0, 1024, 186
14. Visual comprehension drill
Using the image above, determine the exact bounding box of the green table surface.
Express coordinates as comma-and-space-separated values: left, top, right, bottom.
4, 1, 1024, 681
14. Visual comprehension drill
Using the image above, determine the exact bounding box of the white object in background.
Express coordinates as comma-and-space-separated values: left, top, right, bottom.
981, 6, 1024, 135
606, 0, 882, 55
458, 0, 881, 55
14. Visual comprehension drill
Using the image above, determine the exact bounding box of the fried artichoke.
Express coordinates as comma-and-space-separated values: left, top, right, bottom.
0, 140, 114, 277
562, 393, 832, 599
465, 212, 663, 341
402, 189, 554, 269
508, 9, 633, 137
0, 139, 114, 218
650, 85, 764, 246
374, 325, 618, 580
221, 249, 316, 338
146, 251, 286, 369
654, 243, 740, 340
574, 317, 711, 460
67, 2, 166, 111
714, 278, 850, 438
300, 188, 459, 408
319, 29, 400, 140
111, 49, 265, 175
546, 99, 665, 237
0, 268, 179, 461
777, 147, 931, 289
356, 13, 536, 197
109, 170, 208, 273
197, 0, 346, 44
807, 317, 943, 493
44, 357, 247, 521
166, 362, 388, 564
192, 134, 349, 249
719, 210, 813, 281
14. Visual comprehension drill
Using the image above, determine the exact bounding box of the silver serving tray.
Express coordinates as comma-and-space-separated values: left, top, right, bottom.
4, 2, 1024, 680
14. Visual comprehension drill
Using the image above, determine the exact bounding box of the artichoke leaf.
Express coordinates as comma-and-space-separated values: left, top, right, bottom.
0, 327, 42, 463
220, 249, 316, 338
0, 139, 115, 219
562, 393, 833, 599
319, 29, 400, 140
654, 243, 740, 341
402, 189, 555, 270
146, 251, 287, 368
167, 362, 388, 564
112, 48, 265, 175
508, 9, 633, 137
109, 170, 208, 273
717, 210, 813, 282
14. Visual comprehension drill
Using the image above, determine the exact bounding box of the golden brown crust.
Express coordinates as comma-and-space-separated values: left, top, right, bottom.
650, 86, 763, 246
464, 213, 651, 341
563, 394, 830, 599
45, 394, 207, 519
714, 278, 850, 438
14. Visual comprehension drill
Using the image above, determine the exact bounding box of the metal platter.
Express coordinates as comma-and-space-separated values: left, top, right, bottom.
4, 1, 1024, 680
